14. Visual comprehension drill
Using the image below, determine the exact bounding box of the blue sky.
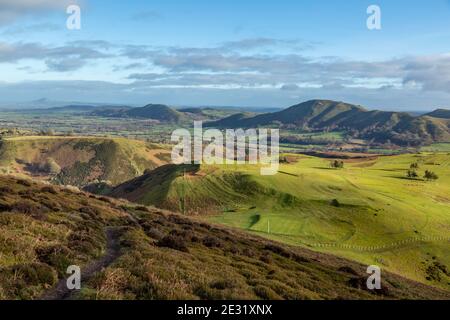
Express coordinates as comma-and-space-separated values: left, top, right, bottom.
1, 0, 450, 110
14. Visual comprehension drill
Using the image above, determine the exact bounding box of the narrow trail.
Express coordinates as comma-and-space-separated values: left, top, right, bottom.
40, 227, 123, 301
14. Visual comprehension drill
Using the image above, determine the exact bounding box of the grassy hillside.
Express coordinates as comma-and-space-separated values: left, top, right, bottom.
207, 100, 450, 146
109, 153, 450, 290
0, 136, 170, 187
0, 175, 448, 300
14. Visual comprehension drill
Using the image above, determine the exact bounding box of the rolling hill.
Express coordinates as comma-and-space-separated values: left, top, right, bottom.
0, 175, 448, 300
207, 100, 450, 146
106, 153, 450, 291
0, 136, 171, 187
90, 104, 185, 123
89, 104, 252, 123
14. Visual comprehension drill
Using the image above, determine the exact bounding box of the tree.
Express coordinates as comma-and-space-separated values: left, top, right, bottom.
331, 199, 340, 207
424, 170, 438, 181
410, 162, 419, 170
407, 169, 418, 179
330, 160, 344, 169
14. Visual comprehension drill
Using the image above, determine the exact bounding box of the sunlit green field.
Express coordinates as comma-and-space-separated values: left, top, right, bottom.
185, 153, 450, 289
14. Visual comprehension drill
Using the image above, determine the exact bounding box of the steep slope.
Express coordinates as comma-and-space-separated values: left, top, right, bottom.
106, 154, 450, 290
0, 175, 448, 300
0, 136, 171, 187
207, 100, 450, 145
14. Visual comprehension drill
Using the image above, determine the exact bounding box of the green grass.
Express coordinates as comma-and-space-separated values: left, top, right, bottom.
421, 143, 450, 152
113, 153, 450, 290
209, 153, 450, 289
2, 175, 447, 300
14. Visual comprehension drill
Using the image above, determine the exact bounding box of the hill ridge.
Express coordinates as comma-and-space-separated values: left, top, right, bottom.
207, 99, 450, 146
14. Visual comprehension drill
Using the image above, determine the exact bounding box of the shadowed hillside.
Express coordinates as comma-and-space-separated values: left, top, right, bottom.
0, 175, 448, 300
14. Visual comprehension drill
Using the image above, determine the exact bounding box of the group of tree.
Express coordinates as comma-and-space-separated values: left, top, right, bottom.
406, 163, 438, 181
424, 170, 439, 181
330, 160, 344, 169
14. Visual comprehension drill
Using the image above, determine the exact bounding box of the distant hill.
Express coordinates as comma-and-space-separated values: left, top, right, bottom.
90, 104, 185, 123
126, 104, 184, 123
207, 100, 450, 146
0, 136, 170, 187
11, 104, 133, 114
426, 109, 450, 119
90, 104, 250, 123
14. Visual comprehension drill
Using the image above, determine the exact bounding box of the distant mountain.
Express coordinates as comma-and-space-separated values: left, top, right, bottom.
426, 109, 450, 119
207, 100, 450, 146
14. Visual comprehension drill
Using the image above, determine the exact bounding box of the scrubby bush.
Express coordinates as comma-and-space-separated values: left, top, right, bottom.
202, 236, 224, 248
35, 245, 73, 276
41, 185, 58, 194
156, 235, 189, 252
11, 263, 57, 287
11, 200, 47, 218
331, 199, 341, 207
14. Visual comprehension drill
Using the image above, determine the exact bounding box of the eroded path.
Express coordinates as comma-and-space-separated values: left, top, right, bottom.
40, 227, 123, 300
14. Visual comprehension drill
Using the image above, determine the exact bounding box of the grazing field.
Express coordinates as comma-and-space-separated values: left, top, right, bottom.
422, 143, 450, 152
111, 153, 450, 290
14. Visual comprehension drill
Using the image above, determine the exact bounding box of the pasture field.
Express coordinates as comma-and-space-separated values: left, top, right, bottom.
422, 143, 450, 152
164, 153, 450, 289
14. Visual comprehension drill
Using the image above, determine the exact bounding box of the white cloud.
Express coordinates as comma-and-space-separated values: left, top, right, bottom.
0, 0, 78, 25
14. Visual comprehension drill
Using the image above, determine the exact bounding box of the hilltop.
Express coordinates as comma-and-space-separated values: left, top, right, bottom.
207, 100, 450, 146
89, 103, 258, 124
106, 153, 450, 290
0, 175, 448, 300
426, 109, 450, 119
0, 136, 171, 187
90, 104, 184, 123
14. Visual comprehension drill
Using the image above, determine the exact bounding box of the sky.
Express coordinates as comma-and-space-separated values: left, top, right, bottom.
1, 0, 450, 110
